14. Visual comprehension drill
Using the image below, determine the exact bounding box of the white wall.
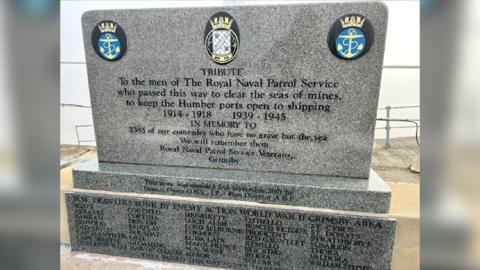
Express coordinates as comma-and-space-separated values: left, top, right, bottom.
60, 0, 419, 145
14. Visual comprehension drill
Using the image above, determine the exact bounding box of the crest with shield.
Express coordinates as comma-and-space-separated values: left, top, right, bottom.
204, 12, 240, 65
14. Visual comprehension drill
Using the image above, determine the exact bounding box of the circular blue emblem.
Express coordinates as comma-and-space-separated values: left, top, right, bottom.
335, 28, 366, 59
328, 14, 374, 61
98, 32, 121, 60
92, 20, 127, 61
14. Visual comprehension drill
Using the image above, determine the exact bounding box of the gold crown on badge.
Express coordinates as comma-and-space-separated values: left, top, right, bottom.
98, 22, 117, 33
340, 15, 365, 28
210, 16, 233, 29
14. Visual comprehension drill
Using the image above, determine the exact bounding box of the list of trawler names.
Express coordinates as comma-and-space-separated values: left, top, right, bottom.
70, 193, 393, 270
115, 68, 343, 166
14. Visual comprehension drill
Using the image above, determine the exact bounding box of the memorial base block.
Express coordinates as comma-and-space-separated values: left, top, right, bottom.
72, 160, 391, 213
66, 189, 396, 270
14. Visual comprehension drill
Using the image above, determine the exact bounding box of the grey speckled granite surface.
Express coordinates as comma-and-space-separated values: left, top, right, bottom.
73, 3, 396, 268
73, 159, 391, 213
66, 190, 396, 270
82, 2, 388, 178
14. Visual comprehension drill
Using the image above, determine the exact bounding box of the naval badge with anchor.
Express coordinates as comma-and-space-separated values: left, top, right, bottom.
91, 20, 127, 61
328, 14, 374, 60
204, 12, 240, 65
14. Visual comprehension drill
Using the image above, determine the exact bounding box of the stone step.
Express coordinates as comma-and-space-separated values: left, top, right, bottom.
72, 160, 391, 213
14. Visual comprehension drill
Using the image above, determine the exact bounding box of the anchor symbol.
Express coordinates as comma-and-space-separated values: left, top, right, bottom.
337, 28, 365, 59
99, 33, 120, 60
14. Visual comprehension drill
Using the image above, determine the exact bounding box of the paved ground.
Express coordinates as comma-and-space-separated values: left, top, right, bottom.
372, 137, 420, 184
60, 144, 96, 168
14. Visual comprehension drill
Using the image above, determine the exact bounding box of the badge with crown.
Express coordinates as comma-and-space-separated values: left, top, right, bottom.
91, 20, 127, 61
204, 12, 240, 65
328, 14, 374, 60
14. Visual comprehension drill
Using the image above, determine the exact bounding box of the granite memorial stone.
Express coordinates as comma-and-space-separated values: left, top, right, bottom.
72, 2, 393, 213
66, 2, 397, 269
82, 2, 388, 178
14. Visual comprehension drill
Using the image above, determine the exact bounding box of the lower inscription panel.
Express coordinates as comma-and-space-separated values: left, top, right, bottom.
66, 191, 396, 270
